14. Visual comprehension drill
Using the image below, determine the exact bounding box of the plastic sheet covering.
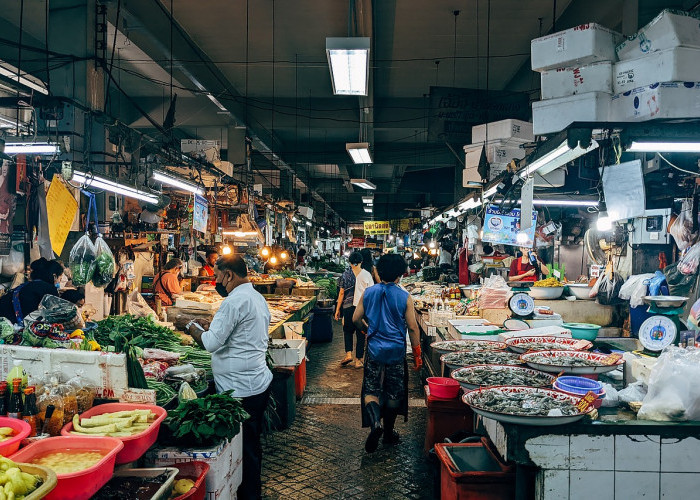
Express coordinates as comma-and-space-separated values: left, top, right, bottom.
639, 347, 700, 421
619, 273, 655, 308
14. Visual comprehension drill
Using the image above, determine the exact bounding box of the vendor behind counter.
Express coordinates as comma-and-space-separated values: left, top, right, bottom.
0, 258, 63, 324
508, 246, 550, 282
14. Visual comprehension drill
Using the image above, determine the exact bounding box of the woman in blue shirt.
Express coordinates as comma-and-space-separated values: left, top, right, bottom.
353, 254, 422, 453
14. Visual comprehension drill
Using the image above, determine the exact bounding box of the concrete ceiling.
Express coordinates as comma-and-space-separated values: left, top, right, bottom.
3, 0, 695, 222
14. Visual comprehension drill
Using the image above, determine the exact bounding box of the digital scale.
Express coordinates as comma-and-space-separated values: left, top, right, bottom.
637, 296, 689, 356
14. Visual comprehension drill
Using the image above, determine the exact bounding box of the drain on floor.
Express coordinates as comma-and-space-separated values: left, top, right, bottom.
300, 396, 425, 407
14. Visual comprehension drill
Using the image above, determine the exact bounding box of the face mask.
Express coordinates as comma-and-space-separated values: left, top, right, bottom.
215, 283, 229, 297
55, 283, 61, 290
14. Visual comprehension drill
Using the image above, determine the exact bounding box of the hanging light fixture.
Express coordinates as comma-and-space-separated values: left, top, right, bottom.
4, 142, 59, 154
71, 170, 158, 204
152, 170, 204, 196
351, 179, 376, 190
346, 142, 372, 164
325, 37, 370, 96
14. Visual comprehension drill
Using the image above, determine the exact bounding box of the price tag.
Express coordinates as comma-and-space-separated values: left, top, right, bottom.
552, 269, 561, 279
575, 391, 598, 412
602, 353, 623, 365
120, 388, 157, 405
572, 340, 591, 350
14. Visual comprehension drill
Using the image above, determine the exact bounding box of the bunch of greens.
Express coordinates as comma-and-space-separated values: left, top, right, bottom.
92, 244, 116, 287
165, 391, 249, 446
313, 277, 338, 298
69, 234, 97, 286
94, 314, 180, 350
154, 337, 213, 379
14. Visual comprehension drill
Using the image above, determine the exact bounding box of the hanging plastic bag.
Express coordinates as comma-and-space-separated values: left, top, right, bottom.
1, 239, 24, 277
69, 234, 97, 286
647, 270, 667, 296
669, 201, 697, 251
92, 235, 116, 287
678, 242, 700, 276
38, 294, 84, 331
596, 272, 623, 305
664, 262, 697, 298
618, 273, 655, 308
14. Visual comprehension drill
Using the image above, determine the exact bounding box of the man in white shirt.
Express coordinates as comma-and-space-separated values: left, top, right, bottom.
187, 254, 271, 500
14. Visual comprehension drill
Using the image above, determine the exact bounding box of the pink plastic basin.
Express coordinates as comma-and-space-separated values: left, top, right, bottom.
60, 403, 167, 464
0, 417, 31, 456
427, 377, 461, 399
10, 436, 123, 500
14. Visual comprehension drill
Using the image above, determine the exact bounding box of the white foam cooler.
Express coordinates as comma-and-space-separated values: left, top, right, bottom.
532, 92, 611, 136
610, 81, 700, 122
616, 9, 700, 61
471, 119, 534, 144
531, 23, 623, 72
463, 141, 527, 165
540, 62, 613, 99
613, 47, 700, 94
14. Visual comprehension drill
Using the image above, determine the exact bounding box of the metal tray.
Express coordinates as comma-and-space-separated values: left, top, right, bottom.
642, 296, 689, 308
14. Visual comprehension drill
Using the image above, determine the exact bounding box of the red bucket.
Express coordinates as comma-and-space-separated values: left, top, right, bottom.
427, 377, 461, 399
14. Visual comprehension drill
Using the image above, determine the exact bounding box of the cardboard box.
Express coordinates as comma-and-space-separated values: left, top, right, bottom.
610, 81, 700, 121
531, 23, 623, 72
613, 47, 700, 93
532, 92, 611, 136
616, 9, 700, 61
540, 62, 613, 99
463, 141, 527, 165
269, 338, 306, 366
471, 119, 534, 144
144, 432, 243, 500
0, 345, 128, 399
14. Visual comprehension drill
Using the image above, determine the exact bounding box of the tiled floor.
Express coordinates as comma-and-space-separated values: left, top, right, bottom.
261, 320, 433, 499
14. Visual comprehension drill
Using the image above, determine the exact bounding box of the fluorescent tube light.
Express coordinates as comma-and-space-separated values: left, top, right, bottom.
153, 170, 204, 196
4, 142, 59, 154
206, 93, 228, 112
72, 170, 159, 204
0, 62, 49, 95
458, 198, 481, 211
364, 207, 373, 213
520, 140, 599, 179
365, 201, 374, 206
346, 142, 372, 164
627, 141, 700, 153
532, 199, 598, 207
362, 196, 374, 203
483, 185, 499, 199
326, 37, 370, 96
222, 231, 258, 237
350, 179, 376, 190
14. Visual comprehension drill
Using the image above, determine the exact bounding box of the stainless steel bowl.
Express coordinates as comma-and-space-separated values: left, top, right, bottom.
528, 287, 564, 300
567, 284, 593, 300
642, 296, 689, 308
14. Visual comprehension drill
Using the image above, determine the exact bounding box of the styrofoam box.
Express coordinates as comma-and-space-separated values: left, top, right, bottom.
531, 23, 623, 72
540, 62, 613, 99
464, 141, 527, 164
610, 82, 700, 121
616, 9, 700, 61
471, 119, 534, 144
532, 92, 611, 136
145, 431, 243, 500
0, 345, 128, 399
269, 338, 305, 366
613, 47, 700, 94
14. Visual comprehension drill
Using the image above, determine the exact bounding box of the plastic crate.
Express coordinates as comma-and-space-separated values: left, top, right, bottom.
172, 461, 210, 500
268, 339, 306, 366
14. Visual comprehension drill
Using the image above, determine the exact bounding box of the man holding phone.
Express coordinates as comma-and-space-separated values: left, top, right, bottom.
509, 246, 550, 282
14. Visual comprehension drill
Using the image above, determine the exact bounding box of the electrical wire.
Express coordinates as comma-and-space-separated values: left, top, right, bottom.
658, 152, 700, 176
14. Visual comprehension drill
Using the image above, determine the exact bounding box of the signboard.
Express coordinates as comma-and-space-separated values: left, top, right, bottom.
482, 204, 537, 247
192, 194, 209, 233
46, 178, 78, 255
428, 86, 530, 144
364, 220, 390, 235
347, 237, 365, 248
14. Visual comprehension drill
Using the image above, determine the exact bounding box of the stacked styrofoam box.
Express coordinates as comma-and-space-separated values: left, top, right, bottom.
609, 10, 700, 122
145, 432, 243, 499
463, 119, 533, 186
531, 24, 623, 135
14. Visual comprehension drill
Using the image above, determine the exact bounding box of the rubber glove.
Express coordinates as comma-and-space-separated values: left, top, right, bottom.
412, 345, 423, 371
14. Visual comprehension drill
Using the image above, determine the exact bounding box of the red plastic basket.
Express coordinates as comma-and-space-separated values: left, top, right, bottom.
427, 377, 461, 399
171, 461, 211, 500
0, 417, 31, 456
60, 403, 167, 464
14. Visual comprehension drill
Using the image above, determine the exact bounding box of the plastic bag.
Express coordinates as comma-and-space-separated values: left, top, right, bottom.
638, 347, 700, 421
141, 360, 170, 381
647, 270, 667, 297
478, 275, 511, 309
664, 262, 697, 298
0, 239, 24, 277
38, 295, 84, 330
126, 290, 157, 319
678, 242, 700, 276
618, 273, 655, 308
92, 236, 116, 287
143, 348, 181, 365
669, 201, 698, 251
600, 383, 619, 408
69, 234, 97, 286
618, 380, 647, 404
596, 272, 623, 305
0, 318, 20, 345
178, 381, 198, 403
66, 371, 97, 413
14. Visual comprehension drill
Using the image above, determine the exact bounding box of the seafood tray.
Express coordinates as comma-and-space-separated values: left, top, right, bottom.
505, 336, 592, 354
462, 386, 594, 426
520, 350, 625, 374
441, 351, 522, 370
431, 340, 507, 355
451, 365, 556, 391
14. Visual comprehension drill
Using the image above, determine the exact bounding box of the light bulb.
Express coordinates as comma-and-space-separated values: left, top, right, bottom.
261, 247, 270, 257
280, 251, 288, 260
516, 231, 529, 244
222, 245, 232, 255
597, 216, 613, 232
270, 256, 278, 264
429, 241, 436, 249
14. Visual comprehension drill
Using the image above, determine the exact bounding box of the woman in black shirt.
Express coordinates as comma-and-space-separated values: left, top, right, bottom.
0, 258, 64, 324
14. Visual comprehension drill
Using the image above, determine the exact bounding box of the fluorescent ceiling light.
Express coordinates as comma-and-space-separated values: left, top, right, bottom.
365, 201, 374, 206
72, 170, 159, 204
627, 141, 700, 153
4, 142, 58, 154
0, 62, 48, 95
326, 37, 370, 96
458, 197, 481, 211
222, 231, 258, 237
362, 196, 374, 203
346, 142, 372, 164
483, 185, 499, 198
532, 199, 598, 207
206, 93, 228, 112
350, 179, 376, 190
364, 207, 373, 213
520, 140, 599, 179
152, 170, 204, 196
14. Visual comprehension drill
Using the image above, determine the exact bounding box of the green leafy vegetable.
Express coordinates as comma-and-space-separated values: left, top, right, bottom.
94, 314, 180, 351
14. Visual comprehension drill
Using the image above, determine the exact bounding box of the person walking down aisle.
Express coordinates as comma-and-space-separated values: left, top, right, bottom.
185, 255, 272, 500
335, 251, 366, 367
353, 254, 422, 453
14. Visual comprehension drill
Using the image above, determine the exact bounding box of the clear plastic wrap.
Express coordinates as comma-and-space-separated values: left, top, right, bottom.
638, 347, 700, 421
37, 381, 64, 436
142, 348, 181, 365
678, 242, 700, 276
92, 235, 116, 287
178, 381, 198, 403
669, 201, 698, 251
38, 294, 84, 331
596, 272, 623, 305
618, 273, 655, 308
69, 234, 97, 286
478, 275, 511, 309
66, 372, 97, 413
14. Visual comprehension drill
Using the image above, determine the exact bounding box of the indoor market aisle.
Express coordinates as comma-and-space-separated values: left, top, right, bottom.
261, 321, 433, 499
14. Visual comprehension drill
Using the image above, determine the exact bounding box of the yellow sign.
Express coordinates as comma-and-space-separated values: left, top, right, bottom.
46, 178, 78, 255
364, 220, 390, 235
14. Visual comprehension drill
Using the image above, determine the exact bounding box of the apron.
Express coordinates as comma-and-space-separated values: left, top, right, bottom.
12, 282, 29, 325
360, 353, 410, 428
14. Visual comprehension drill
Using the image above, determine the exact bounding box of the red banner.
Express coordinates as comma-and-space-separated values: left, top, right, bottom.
347, 237, 365, 248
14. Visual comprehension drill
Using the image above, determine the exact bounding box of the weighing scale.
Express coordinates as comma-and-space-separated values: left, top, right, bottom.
637, 296, 689, 356
508, 283, 536, 319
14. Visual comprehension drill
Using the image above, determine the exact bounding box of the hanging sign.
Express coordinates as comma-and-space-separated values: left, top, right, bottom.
192, 195, 209, 233
364, 220, 390, 235
482, 204, 537, 247
46, 178, 78, 255
348, 237, 365, 248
